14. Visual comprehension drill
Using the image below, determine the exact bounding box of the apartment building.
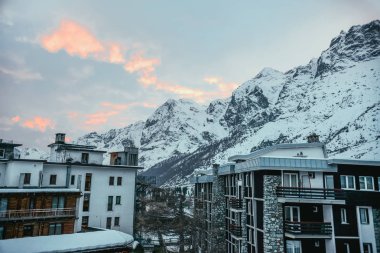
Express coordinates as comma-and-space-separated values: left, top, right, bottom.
192, 135, 380, 253
0, 133, 142, 239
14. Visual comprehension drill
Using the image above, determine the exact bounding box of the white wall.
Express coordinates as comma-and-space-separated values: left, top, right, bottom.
264, 147, 325, 159
49, 144, 104, 164
356, 206, 377, 253
4, 161, 43, 187
299, 171, 324, 188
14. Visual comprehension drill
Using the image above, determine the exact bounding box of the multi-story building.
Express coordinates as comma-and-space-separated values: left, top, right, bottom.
0, 133, 142, 240
192, 134, 380, 253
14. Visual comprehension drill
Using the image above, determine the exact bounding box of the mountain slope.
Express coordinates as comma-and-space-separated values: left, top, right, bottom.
76, 20, 380, 186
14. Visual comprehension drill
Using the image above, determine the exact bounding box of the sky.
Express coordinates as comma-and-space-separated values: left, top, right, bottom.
0, 0, 379, 149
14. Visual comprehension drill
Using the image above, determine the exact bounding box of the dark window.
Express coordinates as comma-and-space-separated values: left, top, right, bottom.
117, 177, 122, 186
114, 217, 120, 226
81, 216, 89, 230
0, 198, 8, 212
116, 196, 121, 205
83, 193, 90, 212
0, 226, 4, 239
109, 176, 114, 186
0, 149, 5, 158
363, 243, 372, 253
23, 225, 33, 237
70, 175, 75, 185
81, 153, 89, 164
107, 196, 113, 211
24, 173, 31, 185
52, 196, 65, 209
129, 154, 138, 166
48, 223, 62, 235
359, 208, 369, 224
50, 175, 57, 185
106, 217, 112, 229
85, 173, 92, 191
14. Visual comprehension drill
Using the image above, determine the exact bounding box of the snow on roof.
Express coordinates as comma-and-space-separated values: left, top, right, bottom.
0, 188, 80, 194
0, 229, 135, 253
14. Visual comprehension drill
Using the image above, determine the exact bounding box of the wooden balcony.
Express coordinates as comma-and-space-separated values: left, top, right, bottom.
229, 198, 243, 209
0, 208, 76, 221
276, 187, 346, 204
284, 221, 332, 238
229, 224, 243, 238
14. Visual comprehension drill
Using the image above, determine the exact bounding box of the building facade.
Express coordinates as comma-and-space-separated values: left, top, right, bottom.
0, 133, 142, 239
192, 137, 380, 253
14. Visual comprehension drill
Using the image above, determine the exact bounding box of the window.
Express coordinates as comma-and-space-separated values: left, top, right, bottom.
0, 198, 8, 212
117, 177, 122, 186
116, 196, 121, 205
83, 193, 90, 212
114, 217, 120, 226
359, 176, 374, 190
340, 175, 355, 189
24, 173, 31, 185
341, 208, 348, 224
286, 240, 301, 253
49, 223, 62, 235
0, 149, 5, 158
283, 173, 298, 187
106, 217, 112, 229
81, 153, 89, 164
107, 196, 113, 211
52, 196, 65, 209
344, 243, 350, 253
50, 175, 57, 185
70, 175, 75, 185
0, 226, 4, 239
23, 225, 33, 237
85, 173, 92, 191
109, 176, 114, 186
359, 208, 369, 224
81, 216, 89, 230
128, 154, 138, 166
285, 206, 300, 222
363, 243, 372, 253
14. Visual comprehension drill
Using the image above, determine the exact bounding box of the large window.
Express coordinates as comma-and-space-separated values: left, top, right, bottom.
52, 196, 65, 209
340, 175, 355, 189
286, 240, 301, 253
84, 173, 92, 191
23, 173, 31, 185
107, 196, 113, 211
49, 223, 62, 235
359, 208, 369, 224
359, 176, 374, 190
83, 193, 90, 212
50, 175, 57, 185
341, 208, 348, 224
283, 173, 298, 187
285, 206, 300, 222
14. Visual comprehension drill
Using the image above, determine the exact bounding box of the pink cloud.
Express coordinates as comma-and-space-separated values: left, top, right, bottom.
11, 116, 21, 123
204, 76, 238, 98
108, 44, 126, 64
84, 111, 119, 126
22, 117, 55, 132
124, 53, 160, 73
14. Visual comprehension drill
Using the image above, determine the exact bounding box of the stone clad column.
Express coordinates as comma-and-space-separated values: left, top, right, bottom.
263, 175, 284, 253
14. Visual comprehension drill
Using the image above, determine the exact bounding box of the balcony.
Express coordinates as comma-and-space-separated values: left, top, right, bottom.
0, 208, 76, 221
284, 221, 332, 238
229, 224, 243, 238
229, 198, 243, 209
276, 187, 346, 204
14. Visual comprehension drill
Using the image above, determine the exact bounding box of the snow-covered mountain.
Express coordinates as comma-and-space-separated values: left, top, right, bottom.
76, 20, 380, 186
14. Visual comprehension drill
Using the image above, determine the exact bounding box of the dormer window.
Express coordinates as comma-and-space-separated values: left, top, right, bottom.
81, 153, 89, 164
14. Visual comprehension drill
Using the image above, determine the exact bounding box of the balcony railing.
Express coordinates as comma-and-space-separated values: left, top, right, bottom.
229, 224, 242, 237
276, 187, 345, 200
285, 221, 332, 235
229, 198, 243, 209
0, 208, 76, 220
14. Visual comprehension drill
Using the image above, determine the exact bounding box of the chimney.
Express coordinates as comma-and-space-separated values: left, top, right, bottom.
55, 133, 66, 144
307, 133, 320, 143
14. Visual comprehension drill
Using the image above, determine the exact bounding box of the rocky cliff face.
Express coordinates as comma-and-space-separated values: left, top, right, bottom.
76, 20, 380, 186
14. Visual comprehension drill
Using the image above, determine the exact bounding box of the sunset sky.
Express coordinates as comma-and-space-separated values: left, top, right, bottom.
1, 0, 379, 148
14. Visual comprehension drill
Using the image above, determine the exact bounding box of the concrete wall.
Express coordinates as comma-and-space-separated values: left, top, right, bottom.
4, 161, 44, 187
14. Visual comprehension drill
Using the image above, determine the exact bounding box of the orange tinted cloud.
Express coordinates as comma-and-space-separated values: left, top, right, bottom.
22, 117, 54, 132
84, 111, 118, 125
124, 53, 160, 73
11, 116, 21, 123
40, 20, 126, 63
204, 76, 238, 98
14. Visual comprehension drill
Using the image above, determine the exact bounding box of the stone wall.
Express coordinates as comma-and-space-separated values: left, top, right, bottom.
373, 208, 380, 253
263, 175, 284, 253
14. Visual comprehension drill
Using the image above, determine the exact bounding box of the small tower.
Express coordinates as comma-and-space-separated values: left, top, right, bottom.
55, 133, 66, 144
307, 133, 320, 143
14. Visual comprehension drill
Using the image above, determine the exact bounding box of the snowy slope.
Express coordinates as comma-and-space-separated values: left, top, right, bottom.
74, 20, 380, 185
